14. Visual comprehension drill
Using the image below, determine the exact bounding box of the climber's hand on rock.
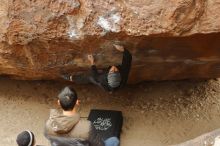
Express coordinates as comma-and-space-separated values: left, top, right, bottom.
113, 44, 124, 52
88, 54, 94, 65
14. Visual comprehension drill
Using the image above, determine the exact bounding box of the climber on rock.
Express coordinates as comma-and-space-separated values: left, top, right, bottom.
62, 44, 132, 92
87, 44, 132, 92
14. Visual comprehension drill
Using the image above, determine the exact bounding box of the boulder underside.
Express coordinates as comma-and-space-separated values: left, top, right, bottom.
1, 0, 220, 83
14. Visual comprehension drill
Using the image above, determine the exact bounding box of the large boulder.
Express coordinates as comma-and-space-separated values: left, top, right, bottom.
0, 0, 220, 83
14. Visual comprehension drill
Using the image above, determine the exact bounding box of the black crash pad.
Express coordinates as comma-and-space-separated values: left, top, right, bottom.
88, 109, 123, 140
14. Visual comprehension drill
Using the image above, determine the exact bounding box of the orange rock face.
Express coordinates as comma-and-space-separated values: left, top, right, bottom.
0, 0, 220, 83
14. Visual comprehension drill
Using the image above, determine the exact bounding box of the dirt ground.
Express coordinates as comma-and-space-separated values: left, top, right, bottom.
1, 77, 220, 146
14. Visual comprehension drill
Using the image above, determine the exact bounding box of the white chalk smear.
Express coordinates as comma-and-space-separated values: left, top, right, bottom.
111, 13, 120, 23
68, 29, 77, 38
98, 17, 111, 31
68, 29, 82, 40
58, 0, 80, 9
67, 16, 85, 40
97, 12, 121, 32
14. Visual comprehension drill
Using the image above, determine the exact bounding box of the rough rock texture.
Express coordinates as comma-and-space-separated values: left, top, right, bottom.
174, 129, 220, 146
1, 0, 220, 83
